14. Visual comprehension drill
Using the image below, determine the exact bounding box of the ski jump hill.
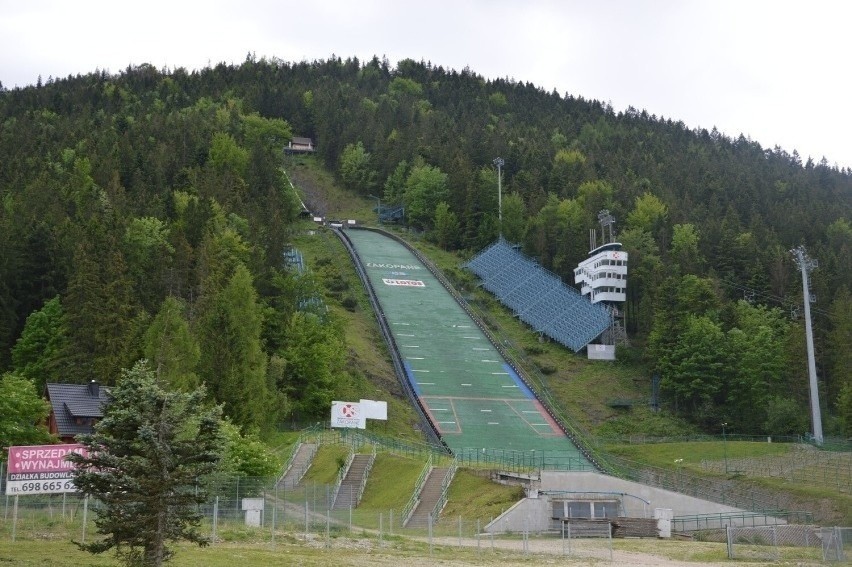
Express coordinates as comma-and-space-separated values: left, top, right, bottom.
332, 226, 771, 524
335, 226, 604, 471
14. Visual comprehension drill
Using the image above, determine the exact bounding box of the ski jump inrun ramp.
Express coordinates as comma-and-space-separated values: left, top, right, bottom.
342, 228, 592, 470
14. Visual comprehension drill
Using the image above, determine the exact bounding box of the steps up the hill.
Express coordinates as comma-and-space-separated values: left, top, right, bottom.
276, 442, 317, 490
332, 454, 374, 510
405, 467, 450, 529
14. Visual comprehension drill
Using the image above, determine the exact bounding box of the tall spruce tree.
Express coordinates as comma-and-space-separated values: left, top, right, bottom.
68, 360, 223, 567
197, 263, 269, 430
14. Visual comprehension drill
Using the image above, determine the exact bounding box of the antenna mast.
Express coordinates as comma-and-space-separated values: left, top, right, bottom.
598, 209, 616, 244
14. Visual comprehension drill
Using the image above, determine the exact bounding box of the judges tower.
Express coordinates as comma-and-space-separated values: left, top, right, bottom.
574, 210, 628, 358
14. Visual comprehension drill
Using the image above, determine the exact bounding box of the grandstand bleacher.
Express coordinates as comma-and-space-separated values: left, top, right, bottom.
377, 204, 405, 223
465, 239, 611, 352
283, 247, 327, 315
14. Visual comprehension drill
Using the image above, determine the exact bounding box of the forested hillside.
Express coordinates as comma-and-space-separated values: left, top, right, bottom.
1, 55, 849, 437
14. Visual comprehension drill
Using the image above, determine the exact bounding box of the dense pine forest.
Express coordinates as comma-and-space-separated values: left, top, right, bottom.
0, 55, 849, 439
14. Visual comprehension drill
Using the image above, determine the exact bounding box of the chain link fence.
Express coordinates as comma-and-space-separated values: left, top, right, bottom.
1, 475, 847, 564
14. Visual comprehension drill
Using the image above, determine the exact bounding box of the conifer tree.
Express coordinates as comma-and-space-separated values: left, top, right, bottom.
197, 264, 269, 430
143, 296, 199, 391
68, 360, 223, 567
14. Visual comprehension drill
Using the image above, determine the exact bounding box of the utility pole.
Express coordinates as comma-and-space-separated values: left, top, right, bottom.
493, 157, 504, 237
790, 245, 823, 445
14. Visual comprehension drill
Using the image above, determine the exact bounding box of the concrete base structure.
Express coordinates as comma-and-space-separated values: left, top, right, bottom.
484, 471, 765, 535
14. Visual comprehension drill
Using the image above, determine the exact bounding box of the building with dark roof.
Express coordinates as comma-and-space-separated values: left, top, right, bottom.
285, 136, 315, 154
45, 381, 111, 443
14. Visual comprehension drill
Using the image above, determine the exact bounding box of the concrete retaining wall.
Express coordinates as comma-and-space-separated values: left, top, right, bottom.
484, 471, 761, 534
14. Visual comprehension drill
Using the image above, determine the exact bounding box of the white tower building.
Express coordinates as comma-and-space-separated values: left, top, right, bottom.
574, 210, 628, 304
574, 210, 628, 359
573, 242, 628, 303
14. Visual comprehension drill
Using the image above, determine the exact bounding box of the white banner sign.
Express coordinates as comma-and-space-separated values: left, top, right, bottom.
330, 401, 366, 429
359, 399, 388, 420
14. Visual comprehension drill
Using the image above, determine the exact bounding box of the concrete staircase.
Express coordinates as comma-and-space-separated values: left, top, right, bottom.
405, 467, 450, 528
276, 442, 317, 489
332, 453, 374, 510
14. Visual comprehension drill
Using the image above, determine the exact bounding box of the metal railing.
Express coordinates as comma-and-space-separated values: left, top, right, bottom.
431, 458, 458, 523
401, 454, 432, 526
454, 448, 597, 472
608, 454, 792, 513
672, 510, 814, 532
600, 434, 803, 445
356, 445, 377, 505
700, 446, 852, 492
331, 449, 355, 508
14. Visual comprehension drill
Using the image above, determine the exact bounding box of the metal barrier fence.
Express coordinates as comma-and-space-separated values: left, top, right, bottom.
701, 445, 852, 492
673, 510, 813, 532
1, 480, 846, 564
453, 448, 596, 472
726, 525, 780, 561
724, 525, 852, 562
607, 454, 790, 513
820, 526, 851, 562
599, 434, 852, 454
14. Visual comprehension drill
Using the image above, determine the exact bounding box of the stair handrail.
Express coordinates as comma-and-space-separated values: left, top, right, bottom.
356, 443, 378, 505
430, 456, 458, 523
401, 453, 433, 526
276, 427, 317, 487
276, 425, 322, 489
292, 443, 319, 487
331, 448, 355, 508
276, 440, 303, 488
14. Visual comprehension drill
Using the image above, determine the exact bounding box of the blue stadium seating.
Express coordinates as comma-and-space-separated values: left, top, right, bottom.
465, 239, 610, 352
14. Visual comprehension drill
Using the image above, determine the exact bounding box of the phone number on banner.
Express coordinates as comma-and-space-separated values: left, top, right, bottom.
6, 479, 77, 495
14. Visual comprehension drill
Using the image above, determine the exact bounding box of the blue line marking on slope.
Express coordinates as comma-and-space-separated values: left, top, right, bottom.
403, 360, 422, 396
503, 363, 535, 400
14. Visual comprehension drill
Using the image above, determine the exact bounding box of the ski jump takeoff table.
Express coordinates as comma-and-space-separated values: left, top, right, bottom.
346, 229, 590, 469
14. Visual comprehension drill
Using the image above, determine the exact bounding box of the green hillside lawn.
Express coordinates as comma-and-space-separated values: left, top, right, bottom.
442, 469, 525, 525
608, 441, 852, 525
1, 537, 824, 567
301, 444, 351, 486
358, 454, 425, 509
606, 440, 791, 470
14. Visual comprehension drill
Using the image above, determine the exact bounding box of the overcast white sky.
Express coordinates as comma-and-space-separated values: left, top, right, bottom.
2, 0, 850, 168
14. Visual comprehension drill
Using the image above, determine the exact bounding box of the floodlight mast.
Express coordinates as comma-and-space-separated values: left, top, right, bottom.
493, 157, 504, 237
791, 245, 823, 445
598, 209, 616, 244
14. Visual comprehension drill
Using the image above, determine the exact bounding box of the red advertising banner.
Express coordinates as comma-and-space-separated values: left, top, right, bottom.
381, 278, 425, 287
6, 444, 87, 495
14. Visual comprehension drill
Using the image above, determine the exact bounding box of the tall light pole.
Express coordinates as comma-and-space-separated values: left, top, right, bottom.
791, 245, 823, 445
493, 157, 504, 237
721, 422, 730, 474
